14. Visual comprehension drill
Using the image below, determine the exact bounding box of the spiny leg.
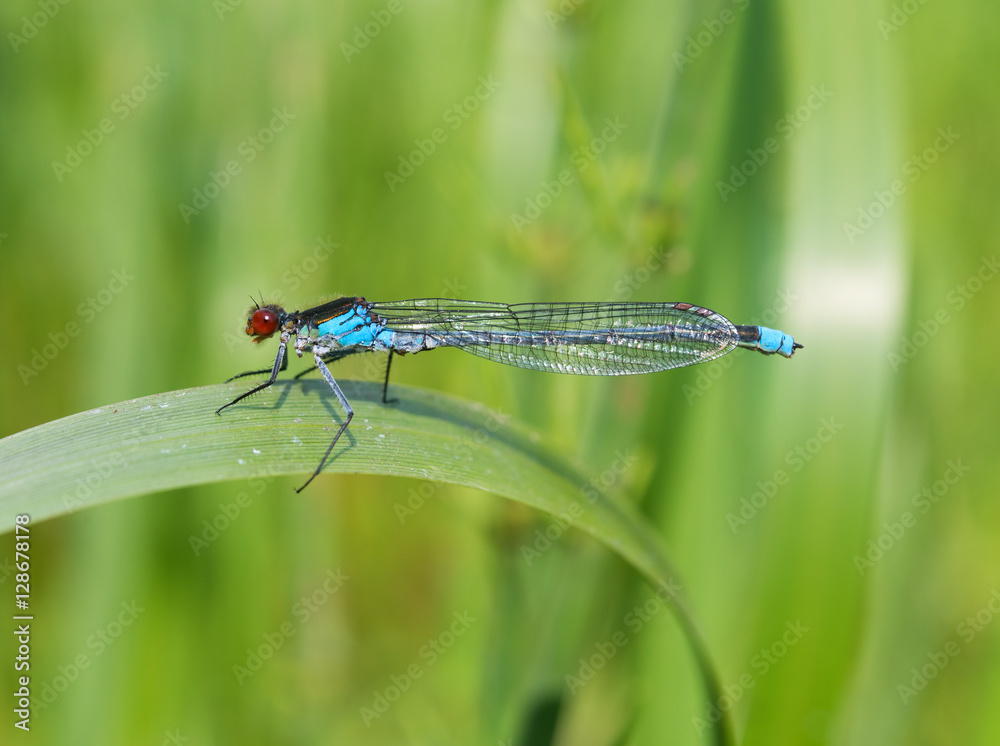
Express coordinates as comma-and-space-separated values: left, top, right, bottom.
295, 353, 355, 493
292, 348, 358, 380
382, 350, 398, 405
217, 338, 287, 415
296, 349, 397, 405
224, 351, 288, 383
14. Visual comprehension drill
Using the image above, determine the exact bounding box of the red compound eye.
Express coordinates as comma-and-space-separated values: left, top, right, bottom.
248, 308, 280, 337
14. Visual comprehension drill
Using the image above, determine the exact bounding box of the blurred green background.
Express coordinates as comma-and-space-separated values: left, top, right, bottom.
2, 0, 998, 743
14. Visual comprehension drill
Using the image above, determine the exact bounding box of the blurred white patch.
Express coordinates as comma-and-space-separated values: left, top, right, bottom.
786, 251, 905, 334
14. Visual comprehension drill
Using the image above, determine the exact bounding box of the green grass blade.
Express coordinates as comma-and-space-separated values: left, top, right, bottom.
0, 380, 734, 745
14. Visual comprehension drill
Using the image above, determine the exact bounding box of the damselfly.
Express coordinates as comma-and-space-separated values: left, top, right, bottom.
218, 297, 802, 491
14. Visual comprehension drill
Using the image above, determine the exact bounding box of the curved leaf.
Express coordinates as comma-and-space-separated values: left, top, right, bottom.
0, 380, 734, 745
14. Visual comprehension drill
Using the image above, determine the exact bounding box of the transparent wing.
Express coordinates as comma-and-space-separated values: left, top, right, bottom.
369, 299, 739, 375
